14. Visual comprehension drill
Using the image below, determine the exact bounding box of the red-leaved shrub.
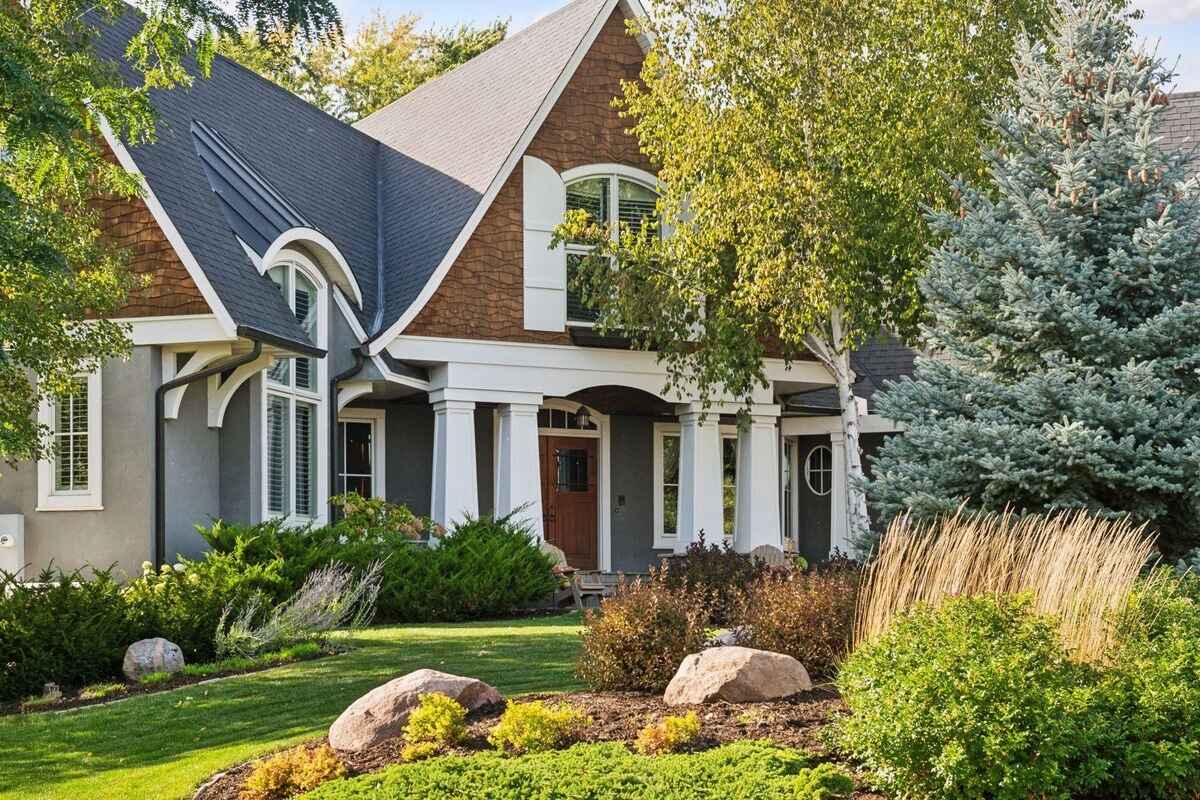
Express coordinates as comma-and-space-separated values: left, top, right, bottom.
731, 562, 860, 677
659, 533, 769, 625
575, 573, 709, 691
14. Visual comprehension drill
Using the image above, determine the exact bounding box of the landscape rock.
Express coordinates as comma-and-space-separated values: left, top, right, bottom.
329, 669, 503, 752
664, 646, 812, 705
123, 637, 185, 681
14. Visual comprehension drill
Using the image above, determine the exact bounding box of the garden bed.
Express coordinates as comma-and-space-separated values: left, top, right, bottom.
3, 644, 339, 716
194, 686, 884, 800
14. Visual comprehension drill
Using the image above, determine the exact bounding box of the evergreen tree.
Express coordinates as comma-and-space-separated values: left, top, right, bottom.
868, 0, 1200, 557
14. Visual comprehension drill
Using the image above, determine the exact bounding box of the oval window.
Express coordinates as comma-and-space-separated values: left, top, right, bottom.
805, 445, 833, 496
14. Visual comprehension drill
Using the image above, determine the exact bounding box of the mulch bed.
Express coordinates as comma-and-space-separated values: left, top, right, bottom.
1, 650, 338, 717
194, 686, 886, 800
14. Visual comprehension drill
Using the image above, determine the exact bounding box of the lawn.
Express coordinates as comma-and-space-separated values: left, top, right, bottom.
0, 614, 584, 800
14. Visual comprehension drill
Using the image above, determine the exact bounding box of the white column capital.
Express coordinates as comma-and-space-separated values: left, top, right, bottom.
498, 402, 541, 417
431, 397, 477, 414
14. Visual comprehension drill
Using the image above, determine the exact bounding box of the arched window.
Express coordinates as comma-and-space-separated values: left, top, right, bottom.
563, 170, 660, 324
805, 445, 833, 497
263, 256, 327, 522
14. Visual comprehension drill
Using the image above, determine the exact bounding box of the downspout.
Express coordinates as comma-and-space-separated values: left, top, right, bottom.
328, 347, 366, 517
154, 338, 263, 568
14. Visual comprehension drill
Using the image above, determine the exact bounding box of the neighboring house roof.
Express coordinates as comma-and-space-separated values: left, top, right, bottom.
355, 0, 615, 336
93, 9, 381, 350
1157, 90, 1200, 156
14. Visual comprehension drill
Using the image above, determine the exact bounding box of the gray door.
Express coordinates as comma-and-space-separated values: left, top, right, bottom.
794, 435, 833, 563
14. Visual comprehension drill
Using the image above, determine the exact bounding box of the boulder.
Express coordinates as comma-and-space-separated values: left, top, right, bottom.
329, 669, 502, 751
123, 637, 185, 681
664, 646, 812, 705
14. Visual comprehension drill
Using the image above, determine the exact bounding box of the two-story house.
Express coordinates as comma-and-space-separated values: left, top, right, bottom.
0, 0, 911, 578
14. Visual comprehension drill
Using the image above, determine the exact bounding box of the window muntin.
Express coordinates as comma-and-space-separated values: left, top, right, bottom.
653, 423, 737, 547
805, 445, 833, 496
263, 259, 325, 522
338, 420, 374, 498
537, 407, 597, 431
563, 173, 660, 324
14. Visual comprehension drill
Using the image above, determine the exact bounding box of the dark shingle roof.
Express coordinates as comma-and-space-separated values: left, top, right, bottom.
93, 10, 380, 347
785, 336, 916, 413
355, 0, 611, 325
1158, 90, 1200, 158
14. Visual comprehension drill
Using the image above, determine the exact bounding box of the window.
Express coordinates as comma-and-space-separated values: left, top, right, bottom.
805, 445, 833, 496
37, 370, 102, 511
781, 439, 795, 549
537, 407, 596, 431
564, 173, 659, 324
264, 259, 326, 522
337, 408, 385, 499
653, 422, 737, 548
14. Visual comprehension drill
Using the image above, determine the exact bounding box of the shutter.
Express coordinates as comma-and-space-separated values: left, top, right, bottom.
267, 395, 290, 513
295, 400, 316, 516
522, 156, 567, 332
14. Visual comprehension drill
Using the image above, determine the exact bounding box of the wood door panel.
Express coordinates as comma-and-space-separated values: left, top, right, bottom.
539, 435, 598, 569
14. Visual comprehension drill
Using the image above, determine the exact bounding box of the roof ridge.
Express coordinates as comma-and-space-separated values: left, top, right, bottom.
355, 0, 605, 131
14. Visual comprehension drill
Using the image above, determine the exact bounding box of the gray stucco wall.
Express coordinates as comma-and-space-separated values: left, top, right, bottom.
0, 349, 156, 578
219, 376, 259, 524
164, 366, 220, 561
609, 414, 671, 572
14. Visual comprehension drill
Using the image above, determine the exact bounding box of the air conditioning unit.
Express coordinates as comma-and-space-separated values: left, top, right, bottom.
0, 515, 25, 578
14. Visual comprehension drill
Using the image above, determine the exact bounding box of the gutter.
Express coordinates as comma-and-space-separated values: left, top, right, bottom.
328, 347, 366, 518
154, 334, 264, 568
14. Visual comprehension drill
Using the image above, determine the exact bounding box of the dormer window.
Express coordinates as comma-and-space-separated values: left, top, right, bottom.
564, 174, 659, 324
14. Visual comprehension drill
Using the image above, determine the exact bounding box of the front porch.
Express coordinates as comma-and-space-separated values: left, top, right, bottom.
335, 337, 869, 572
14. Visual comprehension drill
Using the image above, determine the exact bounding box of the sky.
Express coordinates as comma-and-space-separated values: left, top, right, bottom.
337, 0, 1200, 92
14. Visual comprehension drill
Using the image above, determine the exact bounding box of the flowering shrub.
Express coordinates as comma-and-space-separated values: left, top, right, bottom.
488, 700, 591, 754
575, 574, 709, 691
635, 711, 701, 755
241, 744, 346, 800
730, 561, 859, 676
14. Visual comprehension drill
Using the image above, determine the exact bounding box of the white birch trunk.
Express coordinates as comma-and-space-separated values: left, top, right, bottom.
805, 306, 871, 551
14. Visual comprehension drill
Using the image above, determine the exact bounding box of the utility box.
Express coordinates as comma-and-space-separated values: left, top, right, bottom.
0, 515, 25, 579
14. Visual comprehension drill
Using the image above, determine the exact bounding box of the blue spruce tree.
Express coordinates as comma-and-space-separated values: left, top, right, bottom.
867, 0, 1200, 557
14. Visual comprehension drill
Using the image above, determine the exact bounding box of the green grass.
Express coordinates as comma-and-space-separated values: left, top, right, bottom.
0, 614, 583, 800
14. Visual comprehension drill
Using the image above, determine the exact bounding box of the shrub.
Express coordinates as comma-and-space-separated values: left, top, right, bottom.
0, 566, 129, 702
792, 763, 854, 800
304, 741, 814, 800
215, 560, 382, 658
1095, 571, 1200, 799
487, 700, 591, 754
659, 532, 769, 624
855, 509, 1154, 662
575, 574, 708, 691
837, 594, 1111, 800
123, 552, 288, 662
404, 693, 468, 750
731, 562, 859, 677
634, 711, 701, 755
399, 741, 442, 763
78, 682, 126, 701
241, 744, 347, 800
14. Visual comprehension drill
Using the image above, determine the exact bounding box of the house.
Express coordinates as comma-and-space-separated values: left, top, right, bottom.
4, 0, 939, 579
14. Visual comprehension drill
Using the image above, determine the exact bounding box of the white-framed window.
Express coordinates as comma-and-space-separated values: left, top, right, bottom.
652, 422, 738, 549
563, 172, 659, 325
337, 408, 386, 499
262, 257, 327, 523
37, 369, 103, 511
805, 445, 833, 496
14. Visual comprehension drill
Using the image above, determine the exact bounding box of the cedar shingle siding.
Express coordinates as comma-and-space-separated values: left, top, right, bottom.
405, 9, 653, 343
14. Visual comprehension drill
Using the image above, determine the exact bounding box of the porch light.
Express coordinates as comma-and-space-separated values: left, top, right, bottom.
575, 407, 592, 429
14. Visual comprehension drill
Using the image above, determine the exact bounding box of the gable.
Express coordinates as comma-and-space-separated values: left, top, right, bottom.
402, 7, 653, 344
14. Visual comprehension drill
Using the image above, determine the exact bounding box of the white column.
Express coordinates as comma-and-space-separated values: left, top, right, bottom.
496, 402, 544, 541
829, 429, 850, 555
733, 406, 783, 553
675, 404, 724, 553
431, 399, 478, 530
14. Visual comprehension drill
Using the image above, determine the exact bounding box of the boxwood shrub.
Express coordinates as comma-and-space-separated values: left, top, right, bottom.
303, 741, 851, 800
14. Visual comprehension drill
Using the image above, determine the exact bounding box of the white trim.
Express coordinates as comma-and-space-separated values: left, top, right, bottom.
161, 344, 232, 420
36, 369, 103, 512
652, 420, 738, 550
337, 380, 374, 412
366, 0, 622, 355
260, 253, 329, 526
96, 117, 238, 338
560, 163, 662, 191
332, 287, 369, 342
780, 414, 905, 436
207, 351, 274, 428
337, 407, 387, 500
117, 315, 232, 346
261, 228, 364, 309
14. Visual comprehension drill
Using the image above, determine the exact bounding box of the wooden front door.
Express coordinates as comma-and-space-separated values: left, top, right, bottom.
539, 436, 598, 569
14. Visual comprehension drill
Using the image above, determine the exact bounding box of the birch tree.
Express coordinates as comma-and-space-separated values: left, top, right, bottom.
555, 0, 1078, 547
